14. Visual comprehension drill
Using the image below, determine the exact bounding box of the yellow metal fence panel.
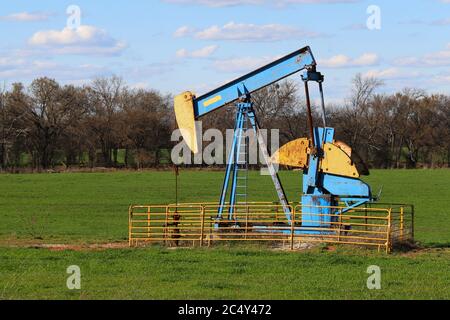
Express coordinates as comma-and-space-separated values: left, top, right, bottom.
129, 202, 414, 253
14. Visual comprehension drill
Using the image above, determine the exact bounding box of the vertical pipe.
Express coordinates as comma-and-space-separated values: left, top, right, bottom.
304, 81, 315, 147
318, 82, 327, 128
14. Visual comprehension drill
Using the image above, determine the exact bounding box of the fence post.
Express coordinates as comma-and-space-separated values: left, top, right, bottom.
386, 208, 392, 253
147, 206, 151, 239
164, 206, 169, 245
200, 206, 205, 247
364, 203, 368, 232
337, 209, 342, 242
245, 205, 249, 240
128, 205, 132, 247
400, 206, 404, 241
290, 208, 295, 250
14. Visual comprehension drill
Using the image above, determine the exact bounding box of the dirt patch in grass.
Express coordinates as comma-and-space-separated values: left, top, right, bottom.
4, 242, 129, 251
2, 238, 448, 256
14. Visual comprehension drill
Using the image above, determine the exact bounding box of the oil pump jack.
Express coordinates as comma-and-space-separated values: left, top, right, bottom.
174, 46, 373, 233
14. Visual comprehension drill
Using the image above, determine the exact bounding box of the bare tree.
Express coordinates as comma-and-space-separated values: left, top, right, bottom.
17, 78, 88, 169
122, 88, 171, 168
335, 74, 384, 164
86, 76, 125, 167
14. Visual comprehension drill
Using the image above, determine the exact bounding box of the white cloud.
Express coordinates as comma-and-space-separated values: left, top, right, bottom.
28, 25, 127, 56
30, 25, 109, 46
212, 51, 375, 74
399, 16, 450, 26
125, 62, 176, 79
342, 23, 367, 30
213, 56, 279, 73
178, 21, 323, 42
0, 57, 109, 82
363, 68, 400, 79
0, 57, 26, 70
393, 43, 450, 67
0, 12, 51, 22
174, 26, 194, 37
164, 0, 264, 7
176, 45, 219, 58
163, 0, 358, 7
423, 44, 450, 65
0, 46, 174, 85
278, 0, 358, 4
319, 53, 379, 68
362, 68, 421, 80
130, 82, 152, 90
393, 56, 420, 66
432, 74, 450, 84
353, 53, 379, 65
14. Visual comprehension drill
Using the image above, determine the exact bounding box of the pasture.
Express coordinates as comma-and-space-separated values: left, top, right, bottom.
0, 169, 449, 299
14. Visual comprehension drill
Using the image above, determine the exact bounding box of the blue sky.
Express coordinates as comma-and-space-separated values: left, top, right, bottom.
0, 0, 449, 102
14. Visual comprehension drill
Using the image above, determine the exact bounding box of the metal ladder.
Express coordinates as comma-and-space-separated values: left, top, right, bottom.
235, 114, 249, 209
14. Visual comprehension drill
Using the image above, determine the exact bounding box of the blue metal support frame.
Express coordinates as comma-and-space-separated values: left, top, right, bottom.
218, 101, 291, 223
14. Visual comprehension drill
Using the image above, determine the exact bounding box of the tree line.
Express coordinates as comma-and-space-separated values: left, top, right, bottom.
0, 74, 449, 172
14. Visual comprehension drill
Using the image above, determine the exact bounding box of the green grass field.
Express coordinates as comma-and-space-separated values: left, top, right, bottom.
0, 169, 449, 299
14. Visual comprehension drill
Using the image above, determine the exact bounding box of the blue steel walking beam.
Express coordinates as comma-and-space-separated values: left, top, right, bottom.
174, 46, 316, 153
194, 46, 316, 118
